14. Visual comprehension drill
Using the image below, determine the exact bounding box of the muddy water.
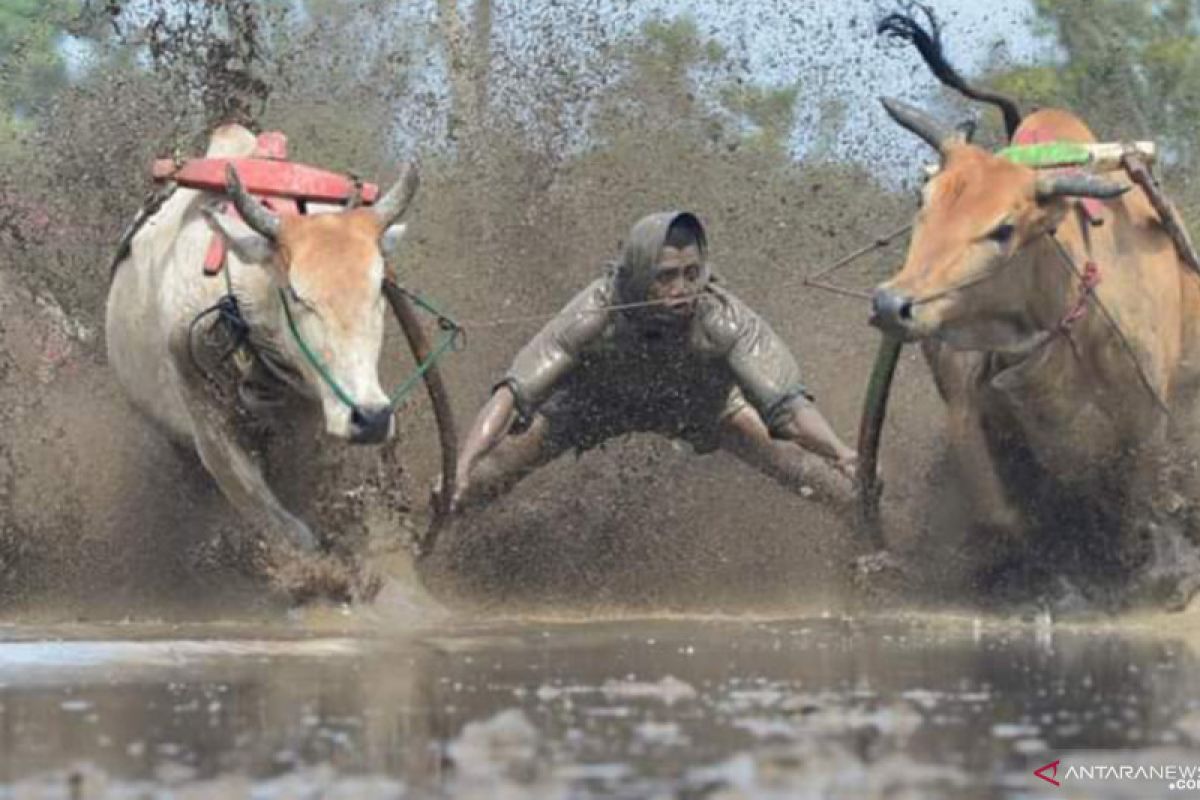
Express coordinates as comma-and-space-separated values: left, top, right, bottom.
0, 613, 1198, 799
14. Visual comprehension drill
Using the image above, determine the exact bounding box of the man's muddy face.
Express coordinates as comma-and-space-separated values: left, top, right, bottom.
647, 244, 704, 317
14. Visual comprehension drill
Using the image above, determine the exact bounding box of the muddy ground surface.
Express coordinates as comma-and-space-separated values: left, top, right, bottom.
1, 611, 1198, 799
4, 3, 1200, 797
4, 0, 1196, 615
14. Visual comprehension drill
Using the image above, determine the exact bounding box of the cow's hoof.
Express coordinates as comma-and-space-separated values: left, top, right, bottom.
1139, 572, 1200, 613
269, 553, 374, 606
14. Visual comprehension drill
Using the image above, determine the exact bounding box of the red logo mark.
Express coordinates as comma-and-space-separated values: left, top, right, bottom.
1034, 759, 1062, 787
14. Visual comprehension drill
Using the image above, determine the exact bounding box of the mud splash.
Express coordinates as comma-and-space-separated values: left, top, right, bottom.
0, 0, 1197, 617
1, 612, 1198, 798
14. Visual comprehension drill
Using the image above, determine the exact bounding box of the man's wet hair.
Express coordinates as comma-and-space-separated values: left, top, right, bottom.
664, 214, 706, 252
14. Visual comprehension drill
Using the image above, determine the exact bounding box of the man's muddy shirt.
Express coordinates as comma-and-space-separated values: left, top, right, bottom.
500, 272, 812, 443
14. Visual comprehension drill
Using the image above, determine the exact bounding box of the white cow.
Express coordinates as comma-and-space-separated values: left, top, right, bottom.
106, 124, 418, 553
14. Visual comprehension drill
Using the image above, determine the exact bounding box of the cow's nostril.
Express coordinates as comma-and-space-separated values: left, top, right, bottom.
870, 287, 915, 332
350, 405, 393, 444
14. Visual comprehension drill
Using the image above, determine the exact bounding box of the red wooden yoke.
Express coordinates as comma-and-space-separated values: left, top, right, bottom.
152, 131, 382, 275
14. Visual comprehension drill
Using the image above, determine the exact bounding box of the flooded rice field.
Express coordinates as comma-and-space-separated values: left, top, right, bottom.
8, 5, 1200, 798
1, 611, 1198, 799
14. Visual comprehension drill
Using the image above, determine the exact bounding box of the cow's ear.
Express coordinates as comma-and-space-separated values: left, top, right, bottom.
379, 222, 408, 258
205, 209, 276, 264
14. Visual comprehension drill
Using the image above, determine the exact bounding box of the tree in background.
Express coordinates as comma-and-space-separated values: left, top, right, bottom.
262, 0, 423, 174
0, 1, 899, 320
104, 0, 283, 132
988, 0, 1200, 215
0, 0, 75, 155
0, 1, 60, 106
436, 0, 492, 148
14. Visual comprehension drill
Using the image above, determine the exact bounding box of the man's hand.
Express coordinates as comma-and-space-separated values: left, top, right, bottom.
430, 472, 469, 516
834, 451, 858, 483
436, 386, 520, 518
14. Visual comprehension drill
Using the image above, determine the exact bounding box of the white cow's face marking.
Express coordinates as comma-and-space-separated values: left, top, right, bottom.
212, 208, 409, 443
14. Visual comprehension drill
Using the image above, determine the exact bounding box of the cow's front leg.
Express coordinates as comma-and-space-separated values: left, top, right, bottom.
946, 400, 1025, 541
925, 341, 1025, 541
168, 327, 318, 553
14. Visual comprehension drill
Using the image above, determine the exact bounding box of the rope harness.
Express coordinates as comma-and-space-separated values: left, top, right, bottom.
806, 210, 1172, 417
186, 293, 251, 379
1045, 233, 1171, 416
174, 135, 465, 420
801, 137, 1182, 417
185, 253, 256, 385
189, 264, 464, 419
1058, 258, 1099, 331
277, 281, 463, 415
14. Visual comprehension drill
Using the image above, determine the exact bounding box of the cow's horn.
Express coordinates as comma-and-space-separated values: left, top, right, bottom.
225, 164, 280, 240
880, 97, 960, 154
1036, 173, 1131, 201
373, 162, 420, 227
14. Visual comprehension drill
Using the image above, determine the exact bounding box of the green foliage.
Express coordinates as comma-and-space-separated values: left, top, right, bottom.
720, 83, 800, 150
0, 0, 104, 164
593, 13, 801, 159
262, 0, 419, 174
998, 0, 1200, 152
989, 0, 1200, 218
635, 17, 725, 76
0, 0, 58, 56
991, 65, 1067, 109
0, 0, 83, 107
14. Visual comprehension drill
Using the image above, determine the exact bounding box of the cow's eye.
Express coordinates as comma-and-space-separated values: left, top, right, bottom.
988, 223, 1015, 245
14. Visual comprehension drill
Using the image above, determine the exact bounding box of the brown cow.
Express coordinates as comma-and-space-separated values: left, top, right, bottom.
871, 16, 1200, 561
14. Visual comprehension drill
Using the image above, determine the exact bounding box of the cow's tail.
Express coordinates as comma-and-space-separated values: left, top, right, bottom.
877, 3, 1022, 141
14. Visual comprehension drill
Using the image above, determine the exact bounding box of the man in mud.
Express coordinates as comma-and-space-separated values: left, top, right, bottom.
449, 211, 858, 513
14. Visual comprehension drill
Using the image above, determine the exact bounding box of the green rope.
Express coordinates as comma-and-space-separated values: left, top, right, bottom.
278, 285, 462, 413
388, 326, 459, 406
396, 286, 458, 325
384, 284, 464, 407
278, 288, 360, 410
216, 209, 461, 415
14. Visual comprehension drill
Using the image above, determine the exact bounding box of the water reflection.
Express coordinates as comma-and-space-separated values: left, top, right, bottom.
0, 615, 1196, 798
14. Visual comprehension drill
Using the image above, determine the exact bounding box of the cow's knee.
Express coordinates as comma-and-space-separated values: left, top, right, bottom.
945, 414, 1026, 536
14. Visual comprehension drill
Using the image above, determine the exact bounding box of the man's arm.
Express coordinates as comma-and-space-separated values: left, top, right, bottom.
774, 402, 858, 479
455, 385, 519, 497
449, 279, 612, 509
713, 291, 857, 478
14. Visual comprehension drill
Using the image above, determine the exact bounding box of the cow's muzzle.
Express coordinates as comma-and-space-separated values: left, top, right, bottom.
349, 404, 394, 444
870, 287, 916, 336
